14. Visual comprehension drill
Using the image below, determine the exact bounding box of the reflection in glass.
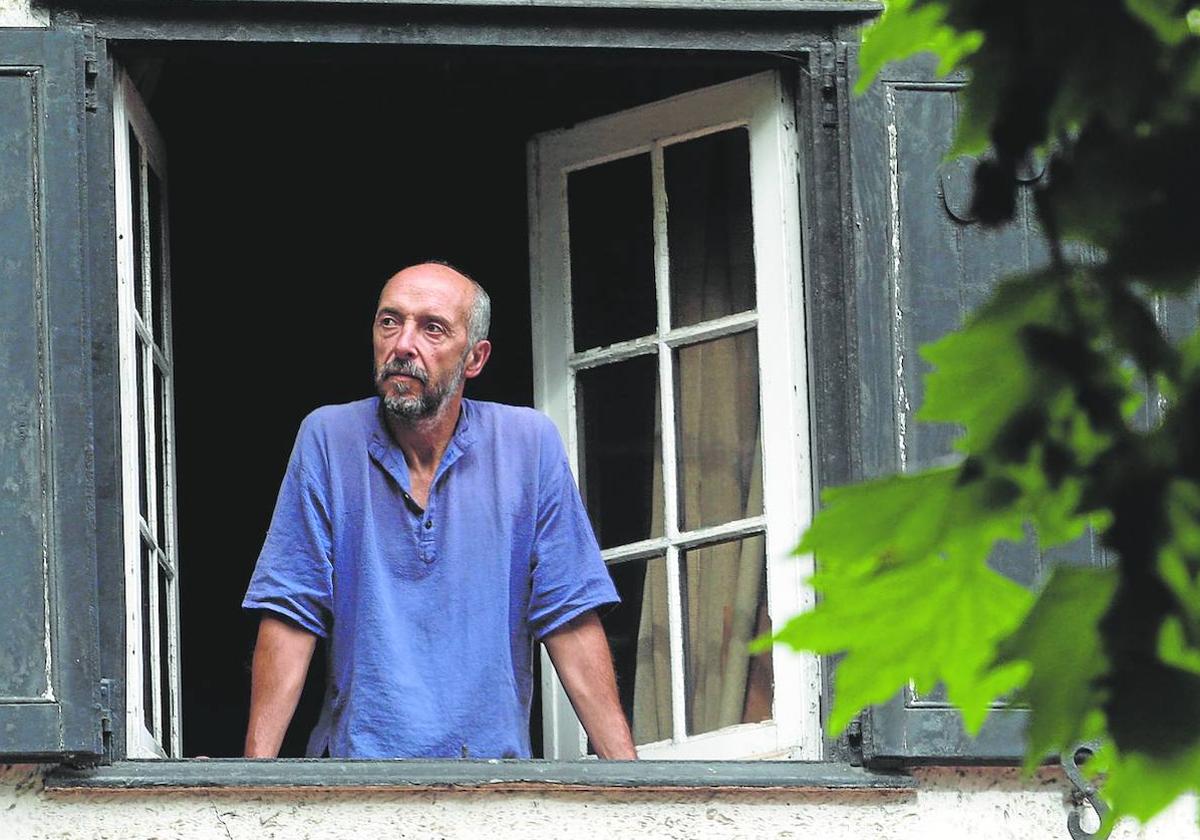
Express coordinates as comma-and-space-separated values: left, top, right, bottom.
599, 556, 672, 747
154, 365, 168, 544
682, 535, 773, 737
136, 345, 149, 522
576, 356, 663, 548
665, 129, 756, 328
140, 541, 154, 734
148, 168, 167, 347
128, 129, 144, 317
675, 330, 762, 531
568, 154, 656, 350
158, 566, 173, 756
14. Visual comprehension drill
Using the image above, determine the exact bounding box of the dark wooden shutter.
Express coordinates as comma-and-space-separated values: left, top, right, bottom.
844, 53, 1105, 765
0, 27, 103, 762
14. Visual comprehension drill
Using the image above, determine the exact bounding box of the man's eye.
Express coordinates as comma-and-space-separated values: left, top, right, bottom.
426, 322, 447, 335
379, 317, 397, 328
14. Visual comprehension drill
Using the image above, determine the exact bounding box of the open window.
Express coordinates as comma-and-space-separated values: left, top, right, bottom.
92, 45, 1086, 768
101, 49, 798, 761
7, 19, 1151, 777
113, 70, 182, 758
529, 72, 820, 760
11, 7, 1147, 781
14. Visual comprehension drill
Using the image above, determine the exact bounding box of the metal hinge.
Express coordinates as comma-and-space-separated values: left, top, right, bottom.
1062, 739, 1108, 840
82, 23, 99, 112
818, 42, 844, 128
845, 715, 865, 766
99, 678, 115, 764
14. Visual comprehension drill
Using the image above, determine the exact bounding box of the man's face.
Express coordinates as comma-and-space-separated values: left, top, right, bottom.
372, 265, 484, 422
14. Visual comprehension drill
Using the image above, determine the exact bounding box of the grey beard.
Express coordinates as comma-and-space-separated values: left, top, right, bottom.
377, 358, 466, 421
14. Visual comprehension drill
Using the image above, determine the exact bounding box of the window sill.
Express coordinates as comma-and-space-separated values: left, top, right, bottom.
45, 759, 915, 793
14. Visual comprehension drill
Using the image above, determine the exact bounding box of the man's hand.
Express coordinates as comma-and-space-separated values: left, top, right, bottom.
542, 610, 638, 760
244, 614, 317, 758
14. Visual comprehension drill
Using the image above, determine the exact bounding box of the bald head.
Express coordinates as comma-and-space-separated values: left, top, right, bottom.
379, 261, 491, 348
372, 261, 493, 423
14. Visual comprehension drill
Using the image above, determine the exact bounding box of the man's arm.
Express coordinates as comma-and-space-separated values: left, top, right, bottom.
542, 610, 637, 759
244, 614, 318, 758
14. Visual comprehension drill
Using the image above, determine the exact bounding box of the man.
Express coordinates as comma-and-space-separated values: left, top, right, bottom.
242, 262, 637, 759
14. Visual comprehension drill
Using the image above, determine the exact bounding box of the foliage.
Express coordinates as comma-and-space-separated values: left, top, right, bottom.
764, 0, 1200, 833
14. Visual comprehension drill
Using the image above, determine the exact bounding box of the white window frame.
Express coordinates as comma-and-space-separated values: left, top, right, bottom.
528, 71, 819, 760
113, 69, 183, 759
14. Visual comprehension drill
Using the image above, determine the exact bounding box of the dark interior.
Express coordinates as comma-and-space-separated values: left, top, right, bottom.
131, 43, 780, 758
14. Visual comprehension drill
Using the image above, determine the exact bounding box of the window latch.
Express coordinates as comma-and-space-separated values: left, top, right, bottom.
99, 678, 115, 765
817, 42, 842, 129
82, 23, 99, 113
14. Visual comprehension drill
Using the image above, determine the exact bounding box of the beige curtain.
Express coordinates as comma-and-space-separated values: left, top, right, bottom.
631, 347, 770, 743
630, 132, 772, 741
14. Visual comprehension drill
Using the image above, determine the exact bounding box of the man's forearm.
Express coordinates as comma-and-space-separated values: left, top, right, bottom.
543, 610, 637, 760
244, 614, 318, 758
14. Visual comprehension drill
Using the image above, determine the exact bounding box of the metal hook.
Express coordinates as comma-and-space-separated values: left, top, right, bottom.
1062, 739, 1109, 840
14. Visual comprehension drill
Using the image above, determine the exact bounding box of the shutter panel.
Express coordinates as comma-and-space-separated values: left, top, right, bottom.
846, 53, 1104, 765
0, 28, 103, 762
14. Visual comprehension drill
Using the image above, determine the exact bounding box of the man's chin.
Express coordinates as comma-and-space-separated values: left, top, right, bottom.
381, 392, 442, 421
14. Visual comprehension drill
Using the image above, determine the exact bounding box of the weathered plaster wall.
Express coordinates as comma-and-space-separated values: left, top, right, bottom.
2, 765, 1197, 840
0, 0, 47, 26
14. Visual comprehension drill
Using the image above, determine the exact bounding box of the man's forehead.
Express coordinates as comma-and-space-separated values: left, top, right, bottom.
377, 264, 474, 311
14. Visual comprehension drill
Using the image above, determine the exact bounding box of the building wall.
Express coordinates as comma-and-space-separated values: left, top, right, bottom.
0, 7, 1192, 840
2, 764, 1197, 840
0, 0, 47, 26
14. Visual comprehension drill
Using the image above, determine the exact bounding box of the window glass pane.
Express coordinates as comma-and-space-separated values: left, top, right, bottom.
154, 364, 168, 545
140, 541, 154, 735
665, 129, 755, 328
568, 154, 656, 350
600, 556, 672, 747
682, 535, 772, 737
158, 566, 173, 757
576, 356, 663, 549
128, 129, 145, 318
674, 330, 762, 531
148, 167, 167, 348
136, 344, 149, 523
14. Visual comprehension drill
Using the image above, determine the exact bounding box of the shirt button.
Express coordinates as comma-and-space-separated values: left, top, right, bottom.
424, 520, 433, 529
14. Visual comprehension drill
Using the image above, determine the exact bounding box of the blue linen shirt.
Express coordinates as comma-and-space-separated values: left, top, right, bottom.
242, 397, 618, 758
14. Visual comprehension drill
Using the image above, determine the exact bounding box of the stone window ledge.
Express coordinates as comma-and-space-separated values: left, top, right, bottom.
45, 760, 915, 793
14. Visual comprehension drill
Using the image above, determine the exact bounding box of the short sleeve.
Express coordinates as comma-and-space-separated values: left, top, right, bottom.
528, 424, 619, 639
242, 429, 334, 638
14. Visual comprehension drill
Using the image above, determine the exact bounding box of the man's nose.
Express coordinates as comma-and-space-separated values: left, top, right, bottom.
390, 321, 419, 358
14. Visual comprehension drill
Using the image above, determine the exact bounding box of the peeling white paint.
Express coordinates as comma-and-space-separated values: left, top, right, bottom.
885, 85, 910, 473
0, 0, 48, 27
3, 765, 1197, 840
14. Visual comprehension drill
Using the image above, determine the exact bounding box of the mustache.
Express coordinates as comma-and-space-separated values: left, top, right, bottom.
377, 359, 429, 385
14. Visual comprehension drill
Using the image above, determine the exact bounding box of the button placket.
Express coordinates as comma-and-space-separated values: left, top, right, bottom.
419, 493, 437, 564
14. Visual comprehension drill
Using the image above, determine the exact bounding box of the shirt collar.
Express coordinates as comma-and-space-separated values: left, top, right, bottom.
368, 397, 477, 490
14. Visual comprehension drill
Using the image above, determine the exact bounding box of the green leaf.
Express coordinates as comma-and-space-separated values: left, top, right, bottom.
1125, 0, 1193, 45
771, 465, 1035, 734
1099, 742, 1200, 827
918, 276, 1062, 451
994, 566, 1118, 770
856, 0, 983, 95
1158, 617, 1200, 675
1158, 480, 1200, 620
773, 547, 1031, 735
798, 466, 1028, 571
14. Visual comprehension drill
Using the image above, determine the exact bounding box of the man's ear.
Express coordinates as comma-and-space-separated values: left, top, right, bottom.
464, 340, 492, 379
